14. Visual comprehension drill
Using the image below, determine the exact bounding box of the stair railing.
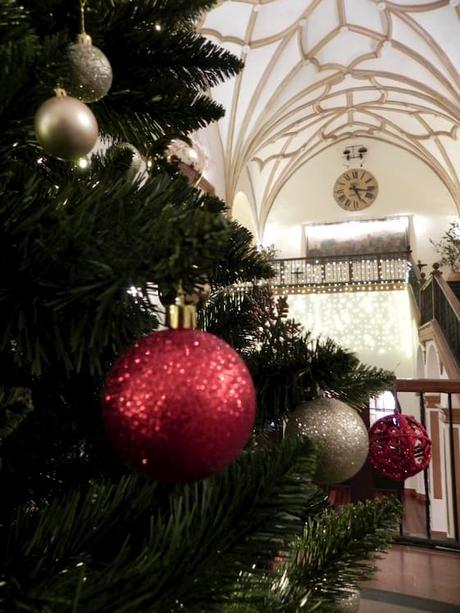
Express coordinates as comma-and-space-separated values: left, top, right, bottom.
393, 378, 460, 551
420, 265, 460, 366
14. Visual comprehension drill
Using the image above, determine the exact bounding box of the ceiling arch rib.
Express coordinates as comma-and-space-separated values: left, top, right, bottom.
200, 0, 460, 236
255, 129, 459, 233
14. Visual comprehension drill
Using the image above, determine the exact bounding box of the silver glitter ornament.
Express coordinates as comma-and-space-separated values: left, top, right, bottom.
333, 588, 361, 613
34, 90, 99, 160
66, 33, 113, 103
286, 397, 369, 485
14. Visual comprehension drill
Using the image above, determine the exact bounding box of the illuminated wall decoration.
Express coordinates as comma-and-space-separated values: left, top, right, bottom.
287, 289, 416, 376
305, 217, 409, 257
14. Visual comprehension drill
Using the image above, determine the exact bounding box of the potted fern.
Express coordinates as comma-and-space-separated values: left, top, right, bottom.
431, 221, 460, 281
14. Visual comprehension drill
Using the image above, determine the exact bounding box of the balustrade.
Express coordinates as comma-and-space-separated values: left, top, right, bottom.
393, 379, 460, 551
271, 251, 409, 293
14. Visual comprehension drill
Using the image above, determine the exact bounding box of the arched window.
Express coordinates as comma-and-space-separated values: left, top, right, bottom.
369, 391, 396, 426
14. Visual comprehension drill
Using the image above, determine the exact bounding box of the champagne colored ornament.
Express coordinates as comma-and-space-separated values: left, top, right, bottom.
286, 397, 369, 485
66, 33, 113, 103
34, 89, 98, 160
102, 292, 256, 482
369, 410, 431, 480
165, 138, 208, 186
165, 139, 207, 173
110, 142, 148, 183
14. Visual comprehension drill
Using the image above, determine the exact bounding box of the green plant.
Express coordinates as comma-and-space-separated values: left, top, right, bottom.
431, 221, 460, 272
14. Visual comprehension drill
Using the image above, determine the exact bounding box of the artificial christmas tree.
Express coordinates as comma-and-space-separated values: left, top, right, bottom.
0, 1, 401, 610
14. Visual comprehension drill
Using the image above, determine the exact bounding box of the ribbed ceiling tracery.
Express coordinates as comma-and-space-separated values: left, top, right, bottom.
200, 0, 460, 233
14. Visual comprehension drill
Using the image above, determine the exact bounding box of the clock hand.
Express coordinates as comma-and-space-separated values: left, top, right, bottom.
351, 185, 366, 203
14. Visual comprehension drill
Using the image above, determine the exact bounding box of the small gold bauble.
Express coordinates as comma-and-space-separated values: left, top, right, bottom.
34, 92, 99, 160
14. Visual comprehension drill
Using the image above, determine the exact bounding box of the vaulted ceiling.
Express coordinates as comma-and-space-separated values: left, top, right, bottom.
200, 0, 460, 234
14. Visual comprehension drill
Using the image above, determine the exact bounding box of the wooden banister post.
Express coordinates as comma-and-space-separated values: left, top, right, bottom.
432, 263, 442, 320
419, 271, 426, 316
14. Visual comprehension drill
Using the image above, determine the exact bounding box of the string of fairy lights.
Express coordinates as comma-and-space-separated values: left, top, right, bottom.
287, 290, 414, 359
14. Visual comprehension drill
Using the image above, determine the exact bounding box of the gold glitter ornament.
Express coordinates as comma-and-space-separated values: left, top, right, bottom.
286, 397, 369, 485
34, 89, 98, 160
66, 33, 113, 103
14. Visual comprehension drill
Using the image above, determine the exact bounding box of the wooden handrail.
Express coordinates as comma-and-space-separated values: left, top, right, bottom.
395, 378, 460, 393
421, 273, 433, 292
274, 251, 410, 264
433, 272, 460, 322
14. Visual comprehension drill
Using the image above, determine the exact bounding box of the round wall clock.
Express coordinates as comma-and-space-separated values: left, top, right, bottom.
333, 168, 378, 211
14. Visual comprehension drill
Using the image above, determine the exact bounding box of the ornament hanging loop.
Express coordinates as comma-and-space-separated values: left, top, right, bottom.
53, 87, 67, 98
391, 389, 402, 415
79, 0, 88, 34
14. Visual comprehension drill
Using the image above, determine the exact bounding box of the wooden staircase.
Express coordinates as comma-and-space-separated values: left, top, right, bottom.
408, 261, 460, 378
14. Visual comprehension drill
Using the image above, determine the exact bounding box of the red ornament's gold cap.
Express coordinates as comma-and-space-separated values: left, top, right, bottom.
167, 287, 197, 330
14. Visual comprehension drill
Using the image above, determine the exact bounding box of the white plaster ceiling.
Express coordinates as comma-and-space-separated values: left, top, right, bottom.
200, 0, 460, 236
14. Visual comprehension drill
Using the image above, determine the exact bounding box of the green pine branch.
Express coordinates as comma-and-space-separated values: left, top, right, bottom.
0, 386, 33, 444
103, 29, 244, 92
265, 497, 402, 612
201, 287, 394, 425
211, 221, 275, 288
0, 438, 325, 612
0, 163, 232, 376
0, 2, 243, 157
0, 0, 34, 41
199, 290, 261, 352
308, 338, 395, 408
100, 0, 219, 29
96, 94, 226, 146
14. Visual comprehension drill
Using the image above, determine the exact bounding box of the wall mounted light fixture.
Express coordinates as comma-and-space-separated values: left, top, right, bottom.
343, 145, 368, 165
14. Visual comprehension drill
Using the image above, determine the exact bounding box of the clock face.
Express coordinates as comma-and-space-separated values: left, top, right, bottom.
333, 168, 378, 211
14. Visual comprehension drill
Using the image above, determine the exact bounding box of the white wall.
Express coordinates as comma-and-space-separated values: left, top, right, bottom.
261, 139, 458, 267
233, 191, 259, 239
193, 123, 227, 200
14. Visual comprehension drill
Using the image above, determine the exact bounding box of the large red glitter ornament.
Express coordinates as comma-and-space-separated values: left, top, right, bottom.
102, 329, 256, 482
369, 412, 432, 481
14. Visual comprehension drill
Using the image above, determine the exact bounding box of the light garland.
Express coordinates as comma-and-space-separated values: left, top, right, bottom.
271, 281, 407, 296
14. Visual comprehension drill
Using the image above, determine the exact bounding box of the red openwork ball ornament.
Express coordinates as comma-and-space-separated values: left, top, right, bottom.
102, 329, 256, 482
369, 412, 432, 481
